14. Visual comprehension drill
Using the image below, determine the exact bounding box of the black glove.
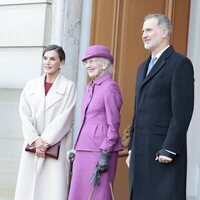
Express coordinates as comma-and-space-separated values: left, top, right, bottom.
98, 150, 112, 172
90, 151, 112, 186
90, 165, 101, 186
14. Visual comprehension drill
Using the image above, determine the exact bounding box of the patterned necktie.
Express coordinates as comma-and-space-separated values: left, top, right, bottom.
146, 56, 157, 75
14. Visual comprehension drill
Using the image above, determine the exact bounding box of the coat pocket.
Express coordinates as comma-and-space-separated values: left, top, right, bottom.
153, 124, 168, 135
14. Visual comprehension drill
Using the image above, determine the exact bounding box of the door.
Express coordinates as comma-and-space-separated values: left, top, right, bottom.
90, 0, 191, 199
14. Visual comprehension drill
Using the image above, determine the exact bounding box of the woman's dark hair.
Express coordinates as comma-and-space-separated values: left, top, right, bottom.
42, 44, 65, 61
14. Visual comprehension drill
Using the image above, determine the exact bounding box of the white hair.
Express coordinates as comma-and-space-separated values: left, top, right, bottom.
98, 57, 113, 74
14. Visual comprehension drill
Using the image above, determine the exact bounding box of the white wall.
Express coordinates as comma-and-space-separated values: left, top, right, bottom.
0, 0, 52, 88
187, 0, 200, 199
0, 48, 43, 88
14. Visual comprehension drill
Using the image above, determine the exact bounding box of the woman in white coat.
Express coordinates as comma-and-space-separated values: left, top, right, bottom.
14, 45, 76, 200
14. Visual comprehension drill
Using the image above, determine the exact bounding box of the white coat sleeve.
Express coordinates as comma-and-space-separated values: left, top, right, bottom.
19, 83, 40, 144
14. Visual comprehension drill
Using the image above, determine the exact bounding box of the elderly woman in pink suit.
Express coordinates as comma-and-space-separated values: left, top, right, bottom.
68, 45, 123, 200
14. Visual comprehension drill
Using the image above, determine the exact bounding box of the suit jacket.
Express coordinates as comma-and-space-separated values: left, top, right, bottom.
129, 46, 194, 200
75, 73, 123, 152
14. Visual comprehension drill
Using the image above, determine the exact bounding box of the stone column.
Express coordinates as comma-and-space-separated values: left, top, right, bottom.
61, 0, 83, 82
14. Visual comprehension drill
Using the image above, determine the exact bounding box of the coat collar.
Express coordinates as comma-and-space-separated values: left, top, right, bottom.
27, 73, 67, 110
92, 73, 112, 85
141, 46, 174, 85
45, 73, 67, 110
83, 73, 112, 116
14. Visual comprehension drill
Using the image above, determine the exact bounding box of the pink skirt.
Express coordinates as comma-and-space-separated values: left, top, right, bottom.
68, 151, 118, 200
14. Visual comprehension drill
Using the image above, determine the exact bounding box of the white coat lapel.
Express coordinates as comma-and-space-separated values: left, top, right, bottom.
27, 75, 46, 135
45, 74, 66, 110
27, 75, 45, 101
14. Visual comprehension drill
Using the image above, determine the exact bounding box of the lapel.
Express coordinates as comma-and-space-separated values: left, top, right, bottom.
45, 73, 67, 110
82, 73, 111, 116
27, 75, 46, 106
81, 82, 94, 117
139, 46, 174, 90
27, 75, 46, 133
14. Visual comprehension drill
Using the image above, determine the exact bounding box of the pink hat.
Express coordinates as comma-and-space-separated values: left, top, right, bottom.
82, 45, 114, 64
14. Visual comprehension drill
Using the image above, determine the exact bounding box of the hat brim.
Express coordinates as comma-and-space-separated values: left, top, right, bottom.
82, 53, 113, 64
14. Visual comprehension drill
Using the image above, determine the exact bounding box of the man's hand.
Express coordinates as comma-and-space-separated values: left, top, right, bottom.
155, 155, 172, 164
155, 149, 174, 164
126, 152, 131, 168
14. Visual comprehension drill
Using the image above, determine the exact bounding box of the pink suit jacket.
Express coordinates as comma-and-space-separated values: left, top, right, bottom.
75, 73, 123, 152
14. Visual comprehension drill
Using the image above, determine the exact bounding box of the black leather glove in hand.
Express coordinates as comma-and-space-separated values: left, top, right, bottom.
98, 150, 112, 172
90, 165, 101, 186
90, 151, 112, 186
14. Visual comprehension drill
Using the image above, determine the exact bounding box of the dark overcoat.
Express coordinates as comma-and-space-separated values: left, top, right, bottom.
129, 46, 194, 200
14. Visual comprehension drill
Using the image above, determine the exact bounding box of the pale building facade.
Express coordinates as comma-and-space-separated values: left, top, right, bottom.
0, 0, 199, 199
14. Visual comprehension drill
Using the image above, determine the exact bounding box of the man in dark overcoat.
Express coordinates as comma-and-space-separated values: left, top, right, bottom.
126, 14, 194, 200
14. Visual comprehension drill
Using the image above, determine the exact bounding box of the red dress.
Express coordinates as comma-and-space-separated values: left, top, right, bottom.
44, 82, 53, 95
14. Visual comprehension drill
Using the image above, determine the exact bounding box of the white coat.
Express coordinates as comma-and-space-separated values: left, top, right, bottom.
14, 73, 76, 200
